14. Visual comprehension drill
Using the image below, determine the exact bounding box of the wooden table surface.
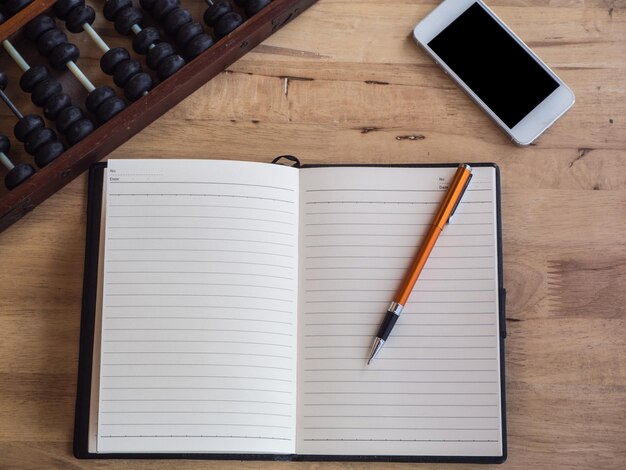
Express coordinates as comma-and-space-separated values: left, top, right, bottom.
0, 1, 624, 469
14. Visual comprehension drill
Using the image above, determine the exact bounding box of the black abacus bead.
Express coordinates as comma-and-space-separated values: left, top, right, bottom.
132, 26, 160, 55
31, 78, 62, 107
185, 33, 213, 59
152, 0, 179, 21
95, 96, 125, 123
37, 28, 68, 56
146, 41, 174, 69
114, 7, 143, 35
5, 163, 35, 190
14, 114, 44, 142
4, 0, 33, 17
176, 21, 203, 48
213, 12, 243, 39
113, 59, 142, 88
236, 0, 271, 16
124, 72, 152, 101
85, 86, 116, 114
24, 127, 56, 155
0, 135, 10, 154
103, 0, 132, 21
34, 140, 64, 167
56, 105, 84, 133
66, 5, 96, 33
25, 15, 56, 41
43, 93, 72, 120
54, 0, 84, 20
49, 43, 80, 69
156, 53, 185, 80
66, 118, 95, 144
139, 0, 157, 11
20, 65, 49, 93
204, 0, 231, 27
86, 86, 126, 122
0, 72, 6, 90
100, 47, 130, 75
163, 7, 192, 35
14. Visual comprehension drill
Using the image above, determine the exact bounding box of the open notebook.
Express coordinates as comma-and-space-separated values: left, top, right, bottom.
74, 159, 506, 463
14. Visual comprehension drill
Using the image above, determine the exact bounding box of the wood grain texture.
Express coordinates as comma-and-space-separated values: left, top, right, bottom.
0, 0, 625, 469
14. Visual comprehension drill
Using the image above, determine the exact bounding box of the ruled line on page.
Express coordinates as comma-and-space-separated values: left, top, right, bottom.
101, 387, 292, 394
305, 222, 493, 226
106, 238, 296, 246
109, 193, 295, 204
304, 188, 492, 193
102, 411, 293, 417
105, 317, 293, 324
102, 352, 293, 359
105, 293, 293, 301
305, 245, 494, 248
107, 250, 295, 258
302, 427, 499, 431
303, 392, 498, 396
303, 312, 495, 315
101, 435, 292, 440
302, 380, 498, 384
303, 415, 498, 419
103, 340, 292, 348
102, 375, 293, 382
109, 203, 295, 214
109, 216, 295, 225
101, 367, 293, 373
304, 211, 493, 215
107, 227, 295, 236
303, 346, 496, 349
103, 306, 294, 313
106, 271, 295, 280
305, 200, 492, 205
302, 439, 498, 443
109, 181, 295, 191
102, 399, 293, 405
106, 283, 294, 291
103, 328, 294, 336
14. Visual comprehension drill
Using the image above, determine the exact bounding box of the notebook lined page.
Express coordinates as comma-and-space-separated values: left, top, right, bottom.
98, 160, 299, 454
296, 166, 502, 457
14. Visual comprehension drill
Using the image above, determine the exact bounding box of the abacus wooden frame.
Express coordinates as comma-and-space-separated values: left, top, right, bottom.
0, 0, 318, 233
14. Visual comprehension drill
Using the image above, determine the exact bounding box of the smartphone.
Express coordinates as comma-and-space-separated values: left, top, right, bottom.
413, 0, 575, 145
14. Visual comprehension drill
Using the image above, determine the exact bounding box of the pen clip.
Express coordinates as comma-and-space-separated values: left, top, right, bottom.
447, 172, 473, 224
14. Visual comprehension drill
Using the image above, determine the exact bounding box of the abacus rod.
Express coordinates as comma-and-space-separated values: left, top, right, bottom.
66, 61, 96, 92
82, 23, 110, 54
130, 24, 154, 49
2, 41, 29, 72
0, 89, 23, 119
0, 152, 14, 170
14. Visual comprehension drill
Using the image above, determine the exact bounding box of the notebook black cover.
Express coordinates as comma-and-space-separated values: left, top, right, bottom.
74, 161, 506, 463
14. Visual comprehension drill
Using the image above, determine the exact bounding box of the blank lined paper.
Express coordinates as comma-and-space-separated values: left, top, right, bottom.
296, 166, 502, 457
98, 160, 299, 454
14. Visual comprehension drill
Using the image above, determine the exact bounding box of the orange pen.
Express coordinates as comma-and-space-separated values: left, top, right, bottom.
367, 164, 473, 364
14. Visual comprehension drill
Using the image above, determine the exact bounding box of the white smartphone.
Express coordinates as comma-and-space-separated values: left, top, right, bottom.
413, 0, 575, 145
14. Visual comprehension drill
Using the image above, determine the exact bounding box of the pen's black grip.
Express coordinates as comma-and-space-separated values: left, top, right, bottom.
376, 310, 400, 341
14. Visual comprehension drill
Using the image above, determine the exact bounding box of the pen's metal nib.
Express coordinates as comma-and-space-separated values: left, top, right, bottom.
367, 337, 385, 365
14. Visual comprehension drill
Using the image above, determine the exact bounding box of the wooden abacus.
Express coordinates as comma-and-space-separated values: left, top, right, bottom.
0, 0, 317, 233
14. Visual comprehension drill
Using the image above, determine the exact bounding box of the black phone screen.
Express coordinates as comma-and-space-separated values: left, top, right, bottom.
428, 2, 559, 128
